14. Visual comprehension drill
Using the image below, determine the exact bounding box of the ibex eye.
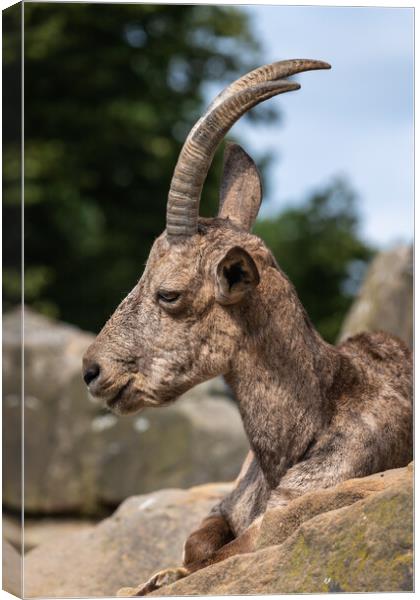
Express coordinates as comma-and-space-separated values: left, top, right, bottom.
157, 291, 180, 303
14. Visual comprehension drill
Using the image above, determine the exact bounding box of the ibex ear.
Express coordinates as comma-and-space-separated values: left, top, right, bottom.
215, 246, 260, 305
218, 143, 263, 232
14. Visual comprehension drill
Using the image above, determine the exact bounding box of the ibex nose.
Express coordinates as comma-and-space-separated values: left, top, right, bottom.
83, 362, 101, 386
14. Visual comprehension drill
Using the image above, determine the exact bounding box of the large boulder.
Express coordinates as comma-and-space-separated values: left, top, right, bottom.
339, 245, 413, 348
3, 308, 248, 515
23, 465, 412, 597
3, 307, 96, 514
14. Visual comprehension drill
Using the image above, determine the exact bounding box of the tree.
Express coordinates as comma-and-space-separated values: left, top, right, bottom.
3, 3, 270, 331
254, 179, 374, 342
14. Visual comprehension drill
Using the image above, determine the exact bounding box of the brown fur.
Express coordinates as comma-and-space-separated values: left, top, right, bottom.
84, 150, 412, 596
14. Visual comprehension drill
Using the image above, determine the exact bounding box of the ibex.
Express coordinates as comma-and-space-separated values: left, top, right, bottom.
83, 59, 413, 596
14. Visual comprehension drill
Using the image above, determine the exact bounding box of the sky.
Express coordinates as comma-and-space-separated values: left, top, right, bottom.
222, 6, 414, 249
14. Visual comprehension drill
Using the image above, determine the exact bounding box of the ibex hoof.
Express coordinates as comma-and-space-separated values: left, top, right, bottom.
116, 567, 189, 596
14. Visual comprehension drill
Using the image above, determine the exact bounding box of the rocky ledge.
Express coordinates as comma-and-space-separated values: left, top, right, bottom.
24, 463, 412, 597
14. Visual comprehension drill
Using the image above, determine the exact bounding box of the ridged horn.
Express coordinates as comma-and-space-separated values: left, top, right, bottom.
166, 59, 331, 241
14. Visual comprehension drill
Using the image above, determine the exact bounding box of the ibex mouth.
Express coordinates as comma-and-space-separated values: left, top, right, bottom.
106, 380, 132, 410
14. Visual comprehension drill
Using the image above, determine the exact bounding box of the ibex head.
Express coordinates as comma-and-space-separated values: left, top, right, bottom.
83, 59, 330, 414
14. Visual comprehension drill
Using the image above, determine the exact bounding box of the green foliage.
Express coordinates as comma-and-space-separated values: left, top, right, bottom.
3, 3, 268, 331
255, 179, 374, 342
3, 3, 22, 314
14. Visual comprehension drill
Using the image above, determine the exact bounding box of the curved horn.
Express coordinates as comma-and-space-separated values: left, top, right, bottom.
166, 59, 331, 241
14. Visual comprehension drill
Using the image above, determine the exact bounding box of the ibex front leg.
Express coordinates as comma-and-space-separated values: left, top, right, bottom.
116, 513, 234, 597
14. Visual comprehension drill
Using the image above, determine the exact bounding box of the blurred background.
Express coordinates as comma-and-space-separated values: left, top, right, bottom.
2, 1, 413, 563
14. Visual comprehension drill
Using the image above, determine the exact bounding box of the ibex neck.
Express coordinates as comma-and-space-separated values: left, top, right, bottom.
226, 266, 340, 488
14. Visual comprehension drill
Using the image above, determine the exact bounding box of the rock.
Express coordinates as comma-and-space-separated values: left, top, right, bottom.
24, 466, 412, 596
339, 245, 413, 348
24, 482, 232, 597
3, 307, 247, 515
2, 539, 21, 597
154, 464, 413, 595
3, 307, 95, 514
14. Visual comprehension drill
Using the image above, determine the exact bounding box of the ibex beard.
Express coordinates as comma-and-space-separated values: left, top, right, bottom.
82, 59, 412, 596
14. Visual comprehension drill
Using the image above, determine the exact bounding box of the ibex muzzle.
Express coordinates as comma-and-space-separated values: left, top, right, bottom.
82, 59, 331, 414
